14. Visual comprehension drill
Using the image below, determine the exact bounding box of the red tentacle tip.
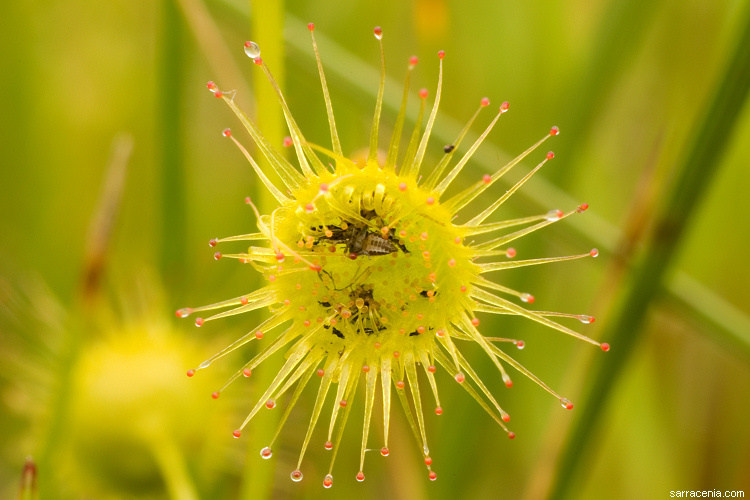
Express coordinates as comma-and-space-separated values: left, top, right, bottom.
501, 412, 510, 423
290, 470, 303, 482
516, 340, 525, 349
356, 471, 365, 482
282, 136, 293, 147
561, 398, 574, 410
319, 183, 329, 192
455, 372, 465, 383
310, 264, 322, 272
429, 471, 437, 481
590, 248, 599, 258
410, 55, 419, 66
419, 88, 429, 99
206, 81, 217, 92
213, 252, 222, 260
396, 380, 405, 389
209, 238, 218, 247
500, 101, 510, 112
240, 296, 249, 305
373, 26, 383, 39
232, 429, 242, 438
424, 457, 432, 466
437, 50, 445, 59
508, 432, 516, 439
186, 369, 195, 377
317, 369, 325, 377
577, 202, 589, 213
195, 317, 204, 327
305, 202, 315, 213
324, 440, 333, 450
505, 379, 513, 388
546, 151, 555, 160
506, 248, 516, 259
243, 368, 252, 377
550, 126, 560, 136
266, 398, 276, 409
244, 196, 252, 204
362, 365, 370, 373
435, 406, 443, 415
601, 343, 610, 352
323, 475, 333, 488
483, 174, 492, 184
481, 97, 490, 107
253, 57, 263, 65
222, 129, 231, 137
214, 91, 224, 98
339, 400, 347, 407
398, 182, 408, 192
381, 447, 390, 456
471, 318, 480, 326
211, 391, 220, 399
307, 22, 315, 31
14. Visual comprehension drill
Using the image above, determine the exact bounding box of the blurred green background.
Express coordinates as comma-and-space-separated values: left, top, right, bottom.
1, 0, 749, 499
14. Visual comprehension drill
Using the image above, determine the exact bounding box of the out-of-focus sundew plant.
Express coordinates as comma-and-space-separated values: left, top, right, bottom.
1, 1, 749, 500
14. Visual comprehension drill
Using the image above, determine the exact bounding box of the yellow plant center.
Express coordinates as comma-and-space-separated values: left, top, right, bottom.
275, 162, 470, 363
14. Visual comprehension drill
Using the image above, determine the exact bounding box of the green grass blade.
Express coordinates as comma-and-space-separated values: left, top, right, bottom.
548, 5, 750, 498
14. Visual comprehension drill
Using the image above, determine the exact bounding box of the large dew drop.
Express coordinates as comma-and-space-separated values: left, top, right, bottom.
546, 209, 563, 221
244, 41, 261, 59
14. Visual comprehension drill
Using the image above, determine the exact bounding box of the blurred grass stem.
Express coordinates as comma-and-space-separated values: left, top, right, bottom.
16, 457, 37, 500
174, 0, 285, 494
81, 134, 133, 303
160, 0, 187, 287
150, 432, 199, 500
238, 2, 285, 499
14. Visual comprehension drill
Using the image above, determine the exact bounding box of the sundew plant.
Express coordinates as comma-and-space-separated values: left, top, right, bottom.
177, 24, 608, 487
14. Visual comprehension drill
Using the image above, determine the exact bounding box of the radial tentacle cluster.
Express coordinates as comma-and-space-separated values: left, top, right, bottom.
178, 24, 609, 486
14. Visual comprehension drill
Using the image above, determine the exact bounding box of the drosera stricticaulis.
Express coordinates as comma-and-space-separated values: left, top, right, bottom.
177, 24, 609, 487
